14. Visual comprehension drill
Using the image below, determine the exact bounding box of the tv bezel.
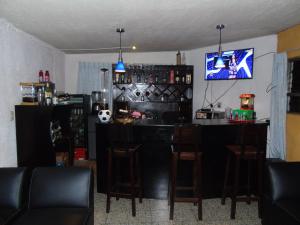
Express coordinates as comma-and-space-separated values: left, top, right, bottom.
204, 47, 255, 81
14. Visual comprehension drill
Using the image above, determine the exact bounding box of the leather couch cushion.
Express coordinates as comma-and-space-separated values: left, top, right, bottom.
0, 168, 26, 209
276, 200, 300, 223
268, 162, 300, 201
29, 167, 91, 208
0, 208, 20, 225
11, 208, 90, 225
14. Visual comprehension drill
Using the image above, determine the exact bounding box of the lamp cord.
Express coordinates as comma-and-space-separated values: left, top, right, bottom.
119, 30, 122, 61
218, 27, 222, 55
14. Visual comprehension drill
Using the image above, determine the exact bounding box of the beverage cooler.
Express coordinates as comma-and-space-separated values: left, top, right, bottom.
68, 94, 90, 159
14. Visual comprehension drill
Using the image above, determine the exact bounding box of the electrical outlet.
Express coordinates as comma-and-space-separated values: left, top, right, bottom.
10, 111, 14, 121
217, 102, 222, 108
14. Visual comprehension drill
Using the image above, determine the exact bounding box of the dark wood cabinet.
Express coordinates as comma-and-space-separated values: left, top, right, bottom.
113, 64, 193, 122
15, 105, 72, 167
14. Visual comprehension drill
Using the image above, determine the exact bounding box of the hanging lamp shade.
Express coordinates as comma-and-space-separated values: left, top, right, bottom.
115, 28, 126, 73
115, 60, 126, 73
214, 24, 225, 69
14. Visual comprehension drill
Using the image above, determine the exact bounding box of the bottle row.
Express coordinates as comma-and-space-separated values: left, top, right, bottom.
36, 82, 58, 106
38, 70, 51, 83
113, 70, 192, 85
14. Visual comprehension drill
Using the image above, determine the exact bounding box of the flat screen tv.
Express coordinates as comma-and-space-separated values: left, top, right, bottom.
205, 48, 254, 80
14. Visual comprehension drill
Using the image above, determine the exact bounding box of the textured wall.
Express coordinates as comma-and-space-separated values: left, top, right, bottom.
0, 19, 65, 166
187, 35, 277, 120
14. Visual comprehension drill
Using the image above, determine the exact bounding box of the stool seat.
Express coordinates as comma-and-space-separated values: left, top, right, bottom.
226, 145, 264, 158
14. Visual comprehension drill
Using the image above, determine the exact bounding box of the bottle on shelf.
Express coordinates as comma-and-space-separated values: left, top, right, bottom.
181, 52, 186, 65
137, 72, 141, 83
180, 94, 185, 102
175, 70, 180, 84
155, 74, 159, 83
186, 73, 192, 84
176, 51, 181, 65
44, 71, 50, 82
169, 69, 175, 84
38, 70, 44, 83
141, 94, 144, 102
115, 73, 119, 83
127, 74, 132, 84
120, 74, 125, 84
181, 72, 185, 84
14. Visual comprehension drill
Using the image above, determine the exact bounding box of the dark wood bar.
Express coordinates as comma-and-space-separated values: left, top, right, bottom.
96, 119, 268, 199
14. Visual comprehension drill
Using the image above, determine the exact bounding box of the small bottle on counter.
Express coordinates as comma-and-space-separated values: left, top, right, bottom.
38, 70, 44, 83
52, 89, 58, 105
44, 82, 52, 106
44, 71, 50, 82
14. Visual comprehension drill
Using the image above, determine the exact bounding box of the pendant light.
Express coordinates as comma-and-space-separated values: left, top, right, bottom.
115, 28, 126, 73
215, 24, 225, 69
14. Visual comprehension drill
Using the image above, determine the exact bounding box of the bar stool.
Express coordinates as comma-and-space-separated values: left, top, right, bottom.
221, 123, 266, 219
169, 125, 202, 220
106, 124, 142, 217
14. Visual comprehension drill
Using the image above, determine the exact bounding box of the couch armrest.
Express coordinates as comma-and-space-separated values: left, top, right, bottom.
267, 162, 300, 201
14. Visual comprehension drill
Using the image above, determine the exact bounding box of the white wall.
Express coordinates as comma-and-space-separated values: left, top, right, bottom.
65, 51, 180, 93
0, 19, 65, 166
187, 35, 277, 119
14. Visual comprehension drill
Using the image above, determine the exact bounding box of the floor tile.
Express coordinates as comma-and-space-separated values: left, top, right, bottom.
94, 192, 261, 225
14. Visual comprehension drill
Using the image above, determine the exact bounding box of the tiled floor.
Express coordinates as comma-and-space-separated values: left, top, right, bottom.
94, 193, 261, 225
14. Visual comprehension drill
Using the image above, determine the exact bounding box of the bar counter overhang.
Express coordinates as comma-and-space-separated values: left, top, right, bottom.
95, 119, 268, 199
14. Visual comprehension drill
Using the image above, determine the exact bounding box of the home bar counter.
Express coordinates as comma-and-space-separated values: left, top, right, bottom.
95, 119, 268, 199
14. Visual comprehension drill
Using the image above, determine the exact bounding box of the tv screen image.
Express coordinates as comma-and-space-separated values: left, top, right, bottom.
205, 48, 254, 80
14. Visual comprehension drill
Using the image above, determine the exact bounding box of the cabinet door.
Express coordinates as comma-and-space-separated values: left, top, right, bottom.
15, 106, 56, 167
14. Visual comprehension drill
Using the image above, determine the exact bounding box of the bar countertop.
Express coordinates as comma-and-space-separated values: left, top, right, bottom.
96, 118, 269, 127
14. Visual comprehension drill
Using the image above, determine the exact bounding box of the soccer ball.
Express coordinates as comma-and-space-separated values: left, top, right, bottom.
98, 110, 111, 123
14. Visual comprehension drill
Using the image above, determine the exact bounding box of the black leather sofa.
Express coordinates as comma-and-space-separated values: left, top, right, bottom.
262, 162, 300, 225
0, 167, 93, 225
0, 168, 26, 225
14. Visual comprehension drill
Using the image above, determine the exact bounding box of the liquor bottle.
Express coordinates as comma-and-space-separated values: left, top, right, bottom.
155, 74, 159, 83
120, 74, 125, 83
186, 74, 192, 84
37, 87, 45, 105
169, 70, 174, 84
175, 70, 180, 84
181, 73, 185, 84
181, 52, 186, 65
44, 71, 50, 82
52, 89, 58, 105
176, 51, 181, 65
38, 70, 44, 83
44, 82, 52, 106
115, 73, 119, 83
127, 74, 132, 83
137, 71, 141, 83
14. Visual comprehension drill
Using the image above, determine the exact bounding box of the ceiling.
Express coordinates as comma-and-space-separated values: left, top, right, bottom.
1, 0, 300, 53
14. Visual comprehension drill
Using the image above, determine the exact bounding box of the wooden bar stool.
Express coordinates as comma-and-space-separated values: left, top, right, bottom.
106, 124, 142, 217
221, 123, 266, 219
169, 125, 202, 220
